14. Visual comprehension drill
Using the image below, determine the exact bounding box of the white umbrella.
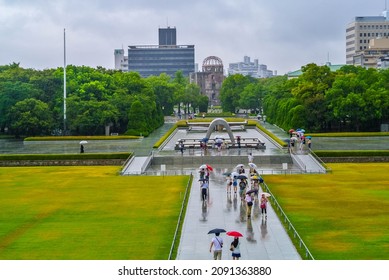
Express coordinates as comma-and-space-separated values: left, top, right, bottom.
235, 164, 244, 169
260, 192, 271, 198
215, 138, 223, 144
248, 163, 257, 169
231, 171, 239, 178
79, 140, 88, 144
199, 164, 207, 170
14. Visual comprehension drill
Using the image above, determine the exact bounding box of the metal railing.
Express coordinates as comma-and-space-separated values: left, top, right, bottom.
309, 149, 332, 173
168, 173, 193, 260
290, 152, 307, 172
262, 182, 315, 260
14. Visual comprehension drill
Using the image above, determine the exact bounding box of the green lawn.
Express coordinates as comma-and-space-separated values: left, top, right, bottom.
1, 163, 388, 260
0, 166, 189, 260
264, 163, 389, 260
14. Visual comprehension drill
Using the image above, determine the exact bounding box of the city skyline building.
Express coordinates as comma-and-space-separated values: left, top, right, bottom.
346, 8, 389, 66
227, 56, 274, 78
114, 27, 195, 77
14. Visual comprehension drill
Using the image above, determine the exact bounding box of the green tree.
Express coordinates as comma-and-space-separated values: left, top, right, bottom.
8, 98, 53, 136
220, 74, 251, 112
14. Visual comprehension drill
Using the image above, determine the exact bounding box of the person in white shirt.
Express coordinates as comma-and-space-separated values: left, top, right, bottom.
209, 233, 223, 260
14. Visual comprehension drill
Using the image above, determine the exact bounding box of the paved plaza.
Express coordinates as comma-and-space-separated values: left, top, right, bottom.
175, 167, 301, 260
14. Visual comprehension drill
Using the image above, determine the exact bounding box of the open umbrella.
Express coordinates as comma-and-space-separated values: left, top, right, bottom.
208, 228, 226, 234
202, 137, 209, 143
237, 174, 248, 180
306, 136, 312, 139
250, 175, 258, 180
206, 164, 213, 171
248, 163, 257, 169
235, 164, 244, 169
231, 171, 239, 178
227, 231, 243, 237
246, 189, 258, 195
79, 140, 88, 144
199, 164, 207, 170
288, 129, 295, 133
260, 192, 271, 198
215, 138, 223, 144
222, 172, 232, 176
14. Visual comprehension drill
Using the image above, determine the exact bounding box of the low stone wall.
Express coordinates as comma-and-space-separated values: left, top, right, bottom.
0, 159, 126, 167
322, 157, 389, 163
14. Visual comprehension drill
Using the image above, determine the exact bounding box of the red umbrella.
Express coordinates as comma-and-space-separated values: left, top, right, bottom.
206, 164, 213, 171
226, 231, 243, 237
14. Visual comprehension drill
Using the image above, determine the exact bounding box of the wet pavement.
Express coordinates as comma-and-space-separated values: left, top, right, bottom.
175, 167, 301, 260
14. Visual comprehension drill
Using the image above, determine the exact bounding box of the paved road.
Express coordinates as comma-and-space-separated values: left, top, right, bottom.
176, 167, 301, 260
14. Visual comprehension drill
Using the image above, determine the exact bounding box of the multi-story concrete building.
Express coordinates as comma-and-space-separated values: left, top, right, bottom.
114, 27, 195, 77
227, 56, 274, 78
114, 49, 128, 71
353, 37, 389, 68
346, 9, 389, 65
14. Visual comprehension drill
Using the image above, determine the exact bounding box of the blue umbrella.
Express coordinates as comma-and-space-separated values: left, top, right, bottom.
202, 137, 209, 142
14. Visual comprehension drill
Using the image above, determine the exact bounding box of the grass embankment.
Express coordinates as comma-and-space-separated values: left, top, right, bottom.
0, 166, 189, 260
264, 163, 389, 260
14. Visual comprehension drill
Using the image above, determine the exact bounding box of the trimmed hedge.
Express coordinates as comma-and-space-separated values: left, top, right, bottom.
24, 136, 140, 141
0, 153, 131, 161
253, 121, 288, 147
314, 150, 389, 157
306, 132, 389, 137
152, 120, 187, 149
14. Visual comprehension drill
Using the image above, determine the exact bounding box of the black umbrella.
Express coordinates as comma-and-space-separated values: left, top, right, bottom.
207, 228, 226, 234
237, 175, 248, 180
246, 189, 258, 195
222, 172, 232, 176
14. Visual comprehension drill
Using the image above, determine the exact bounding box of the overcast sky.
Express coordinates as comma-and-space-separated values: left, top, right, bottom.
0, 0, 387, 75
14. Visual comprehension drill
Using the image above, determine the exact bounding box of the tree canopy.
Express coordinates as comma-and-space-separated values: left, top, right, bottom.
220, 64, 389, 132
0, 64, 202, 136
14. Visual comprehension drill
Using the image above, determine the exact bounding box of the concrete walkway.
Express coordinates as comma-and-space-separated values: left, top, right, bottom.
176, 168, 301, 260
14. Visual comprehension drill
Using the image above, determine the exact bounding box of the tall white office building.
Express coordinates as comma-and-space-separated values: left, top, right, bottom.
346, 9, 389, 65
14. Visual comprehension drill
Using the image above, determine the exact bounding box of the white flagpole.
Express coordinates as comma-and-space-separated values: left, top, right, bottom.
63, 28, 67, 135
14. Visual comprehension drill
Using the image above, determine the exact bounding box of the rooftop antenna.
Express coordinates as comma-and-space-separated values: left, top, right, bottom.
166, 17, 169, 27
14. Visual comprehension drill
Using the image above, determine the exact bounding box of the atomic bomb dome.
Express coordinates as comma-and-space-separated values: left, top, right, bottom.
190, 56, 225, 106
202, 56, 224, 73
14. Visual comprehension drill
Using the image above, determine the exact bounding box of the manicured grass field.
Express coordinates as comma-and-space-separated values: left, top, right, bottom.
0, 166, 189, 260
264, 163, 389, 260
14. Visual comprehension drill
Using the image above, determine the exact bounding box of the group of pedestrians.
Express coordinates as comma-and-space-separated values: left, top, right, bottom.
205, 156, 270, 260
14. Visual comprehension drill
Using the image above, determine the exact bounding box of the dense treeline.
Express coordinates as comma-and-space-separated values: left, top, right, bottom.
220, 63, 389, 132
0, 63, 207, 137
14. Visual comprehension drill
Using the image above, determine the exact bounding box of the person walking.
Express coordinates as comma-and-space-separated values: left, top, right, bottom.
226, 180, 232, 193
245, 192, 253, 218
201, 180, 209, 203
209, 233, 223, 260
308, 138, 312, 149
239, 179, 247, 200
248, 153, 254, 164
199, 168, 205, 183
230, 237, 241, 260
260, 194, 268, 218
